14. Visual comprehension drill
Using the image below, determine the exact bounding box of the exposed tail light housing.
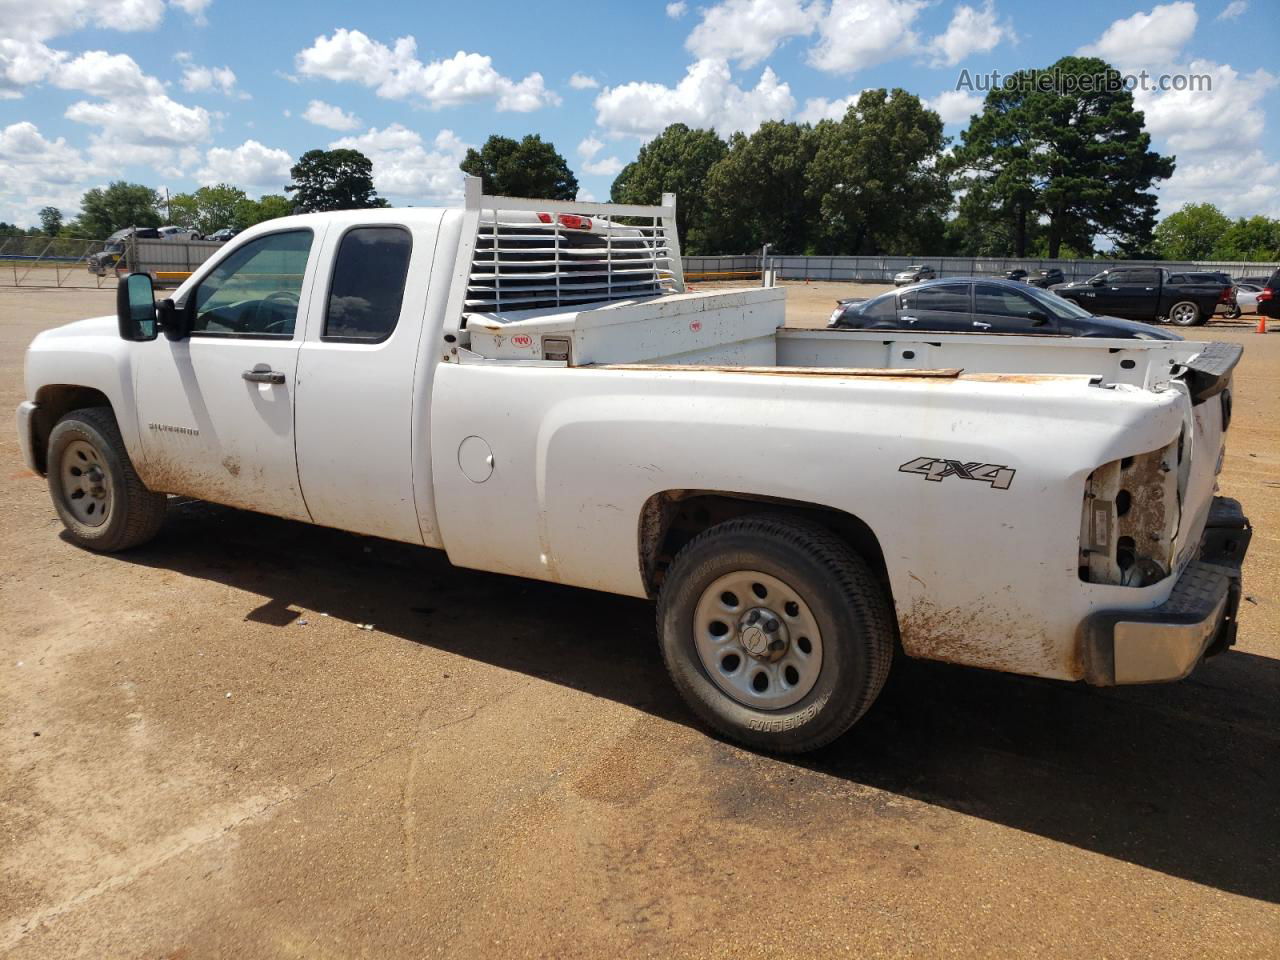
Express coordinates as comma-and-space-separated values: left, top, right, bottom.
535, 212, 593, 230
1220, 286, 1234, 303
1259, 287, 1274, 302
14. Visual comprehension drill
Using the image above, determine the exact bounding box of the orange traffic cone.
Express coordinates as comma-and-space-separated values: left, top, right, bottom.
1257, 316, 1267, 334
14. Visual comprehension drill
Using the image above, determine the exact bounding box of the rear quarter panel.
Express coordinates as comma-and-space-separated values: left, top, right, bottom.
430, 363, 1190, 680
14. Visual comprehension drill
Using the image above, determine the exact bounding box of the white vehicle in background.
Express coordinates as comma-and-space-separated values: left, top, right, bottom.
17, 179, 1252, 753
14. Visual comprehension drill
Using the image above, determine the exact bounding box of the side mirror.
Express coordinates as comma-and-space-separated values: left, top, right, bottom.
117, 273, 158, 341
1089, 276, 1106, 287
1028, 310, 1050, 326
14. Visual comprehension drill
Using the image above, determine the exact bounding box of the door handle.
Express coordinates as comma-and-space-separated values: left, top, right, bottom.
973, 321, 992, 330
243, 369, 285, 384
901, 315, 918, 323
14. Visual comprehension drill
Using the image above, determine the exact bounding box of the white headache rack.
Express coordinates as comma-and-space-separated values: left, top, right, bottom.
452, 176, 684, 323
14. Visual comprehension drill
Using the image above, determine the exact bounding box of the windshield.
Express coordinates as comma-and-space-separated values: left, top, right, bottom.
1024, 284, 1096, 319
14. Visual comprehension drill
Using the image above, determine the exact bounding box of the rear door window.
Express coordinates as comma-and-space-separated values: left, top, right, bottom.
915, 283, 970, 313
324, 227, 413, 342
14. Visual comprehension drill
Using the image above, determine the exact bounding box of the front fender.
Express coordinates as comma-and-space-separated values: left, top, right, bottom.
24, 316, 142, 464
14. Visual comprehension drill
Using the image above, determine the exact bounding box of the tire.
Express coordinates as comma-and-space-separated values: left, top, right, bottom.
1225, 306, 1242, 320
47, 407, 166, 552
656, 514, 895, 753
1168, 300, 1202, 326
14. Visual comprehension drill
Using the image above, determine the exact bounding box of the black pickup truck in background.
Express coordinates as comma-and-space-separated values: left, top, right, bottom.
1051, 267, 1233, 326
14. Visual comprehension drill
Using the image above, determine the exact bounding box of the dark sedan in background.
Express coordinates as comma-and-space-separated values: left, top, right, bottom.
828, 277, 1183, 339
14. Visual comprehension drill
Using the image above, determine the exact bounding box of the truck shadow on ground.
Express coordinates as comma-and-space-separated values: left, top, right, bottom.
104, 498, 1280, 905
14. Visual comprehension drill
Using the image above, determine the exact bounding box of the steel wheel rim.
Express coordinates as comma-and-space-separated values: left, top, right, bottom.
1172, 304, 1196, 324
59, 439, 112, 528
693, 570, 823, 710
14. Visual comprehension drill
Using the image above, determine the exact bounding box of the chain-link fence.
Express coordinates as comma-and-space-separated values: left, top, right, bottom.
684, 254, 1280, 284
0, 236, 120, 288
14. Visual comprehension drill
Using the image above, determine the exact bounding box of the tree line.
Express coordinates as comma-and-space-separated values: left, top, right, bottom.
6, 54, 1276, 262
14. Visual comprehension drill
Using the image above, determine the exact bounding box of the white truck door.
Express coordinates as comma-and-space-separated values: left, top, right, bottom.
292, 217, 439, 544
133, 227, 323, 520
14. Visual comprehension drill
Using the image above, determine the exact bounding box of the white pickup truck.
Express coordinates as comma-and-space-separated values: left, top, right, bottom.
17, 180, 1252, 752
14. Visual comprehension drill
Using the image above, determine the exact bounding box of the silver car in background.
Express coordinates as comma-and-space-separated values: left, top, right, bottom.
893, 264, 936, 286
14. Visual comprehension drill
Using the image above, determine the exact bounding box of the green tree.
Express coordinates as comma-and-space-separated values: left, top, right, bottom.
72, 181, 162, 238
38, 206, 63, 236
807, 89, 951, 255
460, 134, 578, 200
1214, 215, 1280, 262
167, 192, 200, 230
234, 194, 293, 229
951, 56, 1175, 257
703, 121, 818, 253
188, 183, 248, 234
1152, 203, 1232, 260
610, 124, 727, 254
285, 149, 386, 213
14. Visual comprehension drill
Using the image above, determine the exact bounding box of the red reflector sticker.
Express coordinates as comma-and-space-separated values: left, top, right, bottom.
511, 334, 533, 347
689, 320, 702, 332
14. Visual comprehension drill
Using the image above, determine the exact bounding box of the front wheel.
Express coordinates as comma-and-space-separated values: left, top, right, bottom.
47, 407, 167, 552
1168, 300, 1203, 326
657, 514, 895, 753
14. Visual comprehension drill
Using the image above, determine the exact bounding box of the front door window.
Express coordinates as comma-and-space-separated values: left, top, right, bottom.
191, 230, 314, 338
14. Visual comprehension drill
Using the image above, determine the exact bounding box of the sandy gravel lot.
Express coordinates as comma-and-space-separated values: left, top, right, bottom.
1, 283, 1277, 958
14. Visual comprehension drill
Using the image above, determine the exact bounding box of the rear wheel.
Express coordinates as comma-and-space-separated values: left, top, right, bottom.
657, 514, 895, 753
47, 407, 166, 552
1168, 300, 1203, 326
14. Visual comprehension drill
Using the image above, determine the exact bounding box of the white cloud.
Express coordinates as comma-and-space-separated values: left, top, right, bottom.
296, 29, 560, 111
666, 1, 687, 17
924, 89, 984, 124
302, 99, 361, 131
594, 59, 795, 138
929, 1, 1012, 66
796, 93, 861, 124
0, 39, 64, 98
577, 136, 623, 176
0, 121, 93, 224
178, 55, 246, 98
1077, 2, 1197, 69
170, 0, 211, 25
1136, 61, 1276, 153
66, 91, 211, 145
329, 125, 470, 204
686, 0, 820, 68
568, 72, 599, 90
808, 0, 927, 73
1158, 150, 1280, 218
1217, 1, 1246, 20
0, 0, 167, 41
54, 50, 161, 98
197, 139, 292, 191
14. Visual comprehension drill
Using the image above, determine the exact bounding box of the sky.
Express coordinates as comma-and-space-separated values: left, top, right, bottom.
0, 0, 1276, 230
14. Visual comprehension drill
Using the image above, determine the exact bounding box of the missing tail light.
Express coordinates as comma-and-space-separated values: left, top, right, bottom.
534, 213, 593, 230
1079, 438, 1181, 586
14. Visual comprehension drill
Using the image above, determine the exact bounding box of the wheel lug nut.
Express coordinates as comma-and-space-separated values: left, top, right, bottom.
764, 619, 779, 633
746, 611, 760, 625
769, 639, 785, 651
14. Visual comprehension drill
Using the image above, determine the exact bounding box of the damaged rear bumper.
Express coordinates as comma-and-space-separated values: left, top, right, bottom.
1082, 497, 1250, 685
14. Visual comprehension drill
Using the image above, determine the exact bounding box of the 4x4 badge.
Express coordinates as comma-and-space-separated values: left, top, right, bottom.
899, 457, 1015, 490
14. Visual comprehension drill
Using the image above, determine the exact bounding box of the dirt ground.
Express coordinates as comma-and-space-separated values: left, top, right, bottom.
1, 283, 1277, 959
